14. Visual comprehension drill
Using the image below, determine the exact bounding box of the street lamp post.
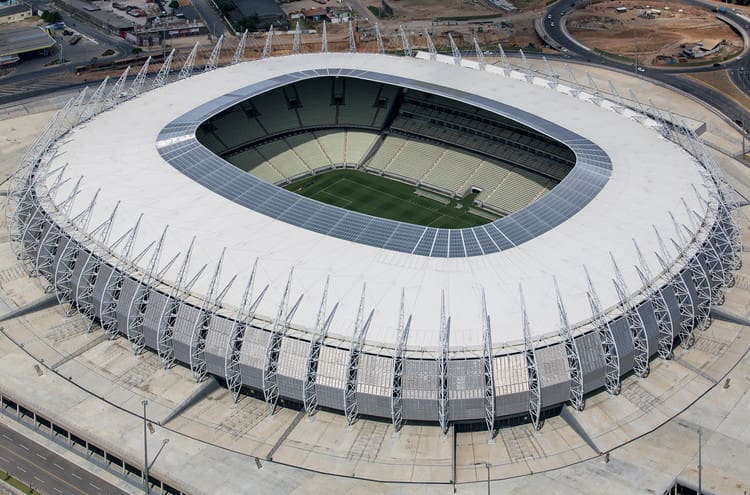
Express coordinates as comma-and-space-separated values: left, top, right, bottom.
142, 399, 149, 495
677, 421, 702, 495
485, 463, 491, 495
698, 427, 702, 495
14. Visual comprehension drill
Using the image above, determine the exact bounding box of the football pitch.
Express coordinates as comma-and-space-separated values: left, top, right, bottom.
284, 169, 495, 228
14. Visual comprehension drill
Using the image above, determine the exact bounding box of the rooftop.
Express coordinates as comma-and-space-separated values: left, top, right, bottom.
43, 53, 711, 352
0, 25, 55, 58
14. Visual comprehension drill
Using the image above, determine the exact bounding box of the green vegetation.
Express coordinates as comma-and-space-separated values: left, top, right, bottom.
235, 14, 258, 32
40, 10, 62, 23
285, 169, 495, 228
367, 5, 390, 18
1, 469, 39, 494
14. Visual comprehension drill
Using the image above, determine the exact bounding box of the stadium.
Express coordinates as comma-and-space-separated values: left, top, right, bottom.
5, 46, 742, 440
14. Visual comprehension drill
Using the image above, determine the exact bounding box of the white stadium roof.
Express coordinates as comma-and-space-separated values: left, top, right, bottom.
42, 52, 713, 352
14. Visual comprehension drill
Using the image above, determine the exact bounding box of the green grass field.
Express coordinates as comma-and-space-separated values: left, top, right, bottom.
284, 169, 495, 228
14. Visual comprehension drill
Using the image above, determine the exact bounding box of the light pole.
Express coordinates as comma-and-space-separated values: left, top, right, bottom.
676, 421, 702, 495
698, 427, 702, 495
485, 463, 491, 495
142, 399, 149, 495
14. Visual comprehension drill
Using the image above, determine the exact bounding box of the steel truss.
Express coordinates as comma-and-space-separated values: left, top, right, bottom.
321, 21, 327, 53
554, 278, 585, 411
53, 190, 100, 316
99, 216, 143, 339
586, 73, 603, 106
497, 44, 511, 76
80, 77, 109, 123
292, 22, 301, 54
610, 253, 650, 378
480, 290, 495, 439
302, 277, 338, 416
152, 49, 175, 89
519, 49, 533, 82
157, 238, 206, 368
582, 266, 621, 395
225, 260, 268, 402
653, 227, 696, 349
425, 31, 437, 61
74, 203, 119, 331
473, 37, 486, 70
448, 34, 461, 65
375, 24, 384, 55
104, 66, 130, 110
204, 35, 224, 72
519, 286, 542, 430
11, 171, 57, 271
632, 239, 674, 360
129, 57, 151, 97
348, 21, 356, 53
565, 64, 583, 98
232, 30, 248, 65
262, 270, 303, 414
178, 42, 200, 80
344, 284, 374, 425
437, 291, 451, 434
32, 171, 74, 283
125, 227, 170, 354
189, 249, 236, 381
17, 172, 71, 277
399, 25, 412, 57
543, 57, 558, 88
679, 238, 712, 332
390, 290, 411, 433
262, 27, 273, 58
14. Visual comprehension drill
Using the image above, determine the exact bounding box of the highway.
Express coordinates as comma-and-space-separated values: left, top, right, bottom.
0, 421, 129, 495
541, 0, 750, 132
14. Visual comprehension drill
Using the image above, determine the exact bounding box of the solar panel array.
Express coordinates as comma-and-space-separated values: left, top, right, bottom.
156, 68, 612, 257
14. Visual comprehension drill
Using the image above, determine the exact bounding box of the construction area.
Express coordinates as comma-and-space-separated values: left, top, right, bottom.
566, 0, 743, 66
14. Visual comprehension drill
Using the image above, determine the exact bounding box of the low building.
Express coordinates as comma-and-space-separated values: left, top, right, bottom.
0, 1, 33, 24
0, 24, 55, 66
230, 0, 287, 31
302, 7, 328, 22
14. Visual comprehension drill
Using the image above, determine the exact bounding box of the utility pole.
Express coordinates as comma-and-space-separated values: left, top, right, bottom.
698, 427, 702, 495
142, 399, 149, 495
485, 463, 491, 495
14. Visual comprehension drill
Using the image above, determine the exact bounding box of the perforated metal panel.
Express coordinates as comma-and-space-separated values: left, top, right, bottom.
172, 302, 202, 363
239, 326, 270, 389
142, 290, 169, 349
276, 336, 308, 400
204, 314, 234, 376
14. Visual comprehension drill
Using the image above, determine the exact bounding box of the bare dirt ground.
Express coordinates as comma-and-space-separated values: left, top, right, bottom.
567, 0, 742, 66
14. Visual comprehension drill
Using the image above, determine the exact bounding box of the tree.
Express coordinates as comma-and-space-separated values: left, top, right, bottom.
168, 0, 179, 10
41, 10, 62, 23
235, 14, 258, 32
214, 0, 235, 14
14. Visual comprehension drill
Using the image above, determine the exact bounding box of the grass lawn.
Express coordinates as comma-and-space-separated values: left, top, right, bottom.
284, 169, 496, 228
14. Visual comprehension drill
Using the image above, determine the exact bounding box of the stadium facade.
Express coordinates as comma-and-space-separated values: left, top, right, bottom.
5, 49, 743, 435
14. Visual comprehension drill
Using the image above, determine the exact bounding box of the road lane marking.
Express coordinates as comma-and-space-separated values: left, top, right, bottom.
18, 443, 29, 451
71, 472, 82, 480
54, 462, 65, 470
90, 482, 101, 490
1, 426, 120, 495
36, 453, 47, 460
34, 475, 44, 483
0, 454, 8, 462
54, 488, 63, 494
16, 465, 26, 473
